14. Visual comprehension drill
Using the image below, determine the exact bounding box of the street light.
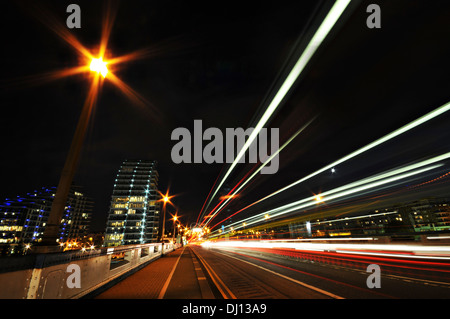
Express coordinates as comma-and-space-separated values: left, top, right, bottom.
26, 5, 157, 253
172, 213, 179, 244
38, 78, 100, 251
37, 56, 105, 252
158, 190, 174, 253
90, 57, 108, 78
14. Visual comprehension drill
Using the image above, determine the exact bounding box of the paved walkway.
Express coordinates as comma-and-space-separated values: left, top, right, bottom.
94, 246, 214, 299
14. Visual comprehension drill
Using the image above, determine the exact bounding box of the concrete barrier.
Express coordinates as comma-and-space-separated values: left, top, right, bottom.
0, 242, 182, 299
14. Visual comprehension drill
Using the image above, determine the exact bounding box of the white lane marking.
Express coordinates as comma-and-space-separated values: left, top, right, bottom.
216, 250, 344, 299
158, 246, 186, 299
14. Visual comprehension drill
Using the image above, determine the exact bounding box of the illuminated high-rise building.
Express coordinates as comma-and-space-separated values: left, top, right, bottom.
104, 160, 160, 247
0, 186, 92, 246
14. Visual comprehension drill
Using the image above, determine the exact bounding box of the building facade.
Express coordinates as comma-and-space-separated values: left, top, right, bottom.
0, 186, 93, 246
104, 160, 160, 247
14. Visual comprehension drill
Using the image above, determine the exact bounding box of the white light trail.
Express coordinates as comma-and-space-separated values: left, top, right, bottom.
228, 164, 441, 231
204, 0, 352, 214
252, 100, 450, 207
202, 118, 315, 226
215, 150, 450, 234
201, 240, 450, 260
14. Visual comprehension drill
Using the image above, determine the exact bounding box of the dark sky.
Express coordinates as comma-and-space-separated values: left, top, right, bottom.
1, 0, 450, 232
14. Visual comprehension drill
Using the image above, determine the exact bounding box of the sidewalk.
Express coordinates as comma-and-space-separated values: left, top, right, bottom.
94, 246, 214, 299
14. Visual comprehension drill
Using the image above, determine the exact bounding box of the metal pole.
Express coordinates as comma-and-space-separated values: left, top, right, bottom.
37, 77, 99, 251
172, 220, 176, 244
161, 202, 166, 255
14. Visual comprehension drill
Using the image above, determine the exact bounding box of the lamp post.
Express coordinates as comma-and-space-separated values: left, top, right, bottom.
35, 61, 105, 253
177, 224, 182, 245
162, 196, 169, 240
159, 191, 173, 255
172, 214, 179, 244
172, 215, 177, 243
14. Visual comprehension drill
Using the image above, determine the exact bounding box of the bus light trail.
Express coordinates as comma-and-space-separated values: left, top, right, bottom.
196, 167, 224, 226
247, 100, 450, 211
202, 240, 450, 260
204, 0, 352, 211
211, 99, 450, 233
214, 152, 450, 234
200, 166, 260, 227
227, 164, 441, 233
201, 118, 315, 227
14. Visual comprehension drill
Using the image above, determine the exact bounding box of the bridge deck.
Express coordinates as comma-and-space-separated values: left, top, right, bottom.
94, 246, 214, 299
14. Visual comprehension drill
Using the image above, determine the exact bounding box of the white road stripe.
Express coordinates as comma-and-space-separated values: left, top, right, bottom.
216, 250, 344, 299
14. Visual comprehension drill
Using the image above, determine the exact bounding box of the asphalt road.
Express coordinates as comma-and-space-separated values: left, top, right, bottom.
191, 245, 450, 299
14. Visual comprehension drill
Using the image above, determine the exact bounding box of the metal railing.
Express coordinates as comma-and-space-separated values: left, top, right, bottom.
0, 242, 182, 299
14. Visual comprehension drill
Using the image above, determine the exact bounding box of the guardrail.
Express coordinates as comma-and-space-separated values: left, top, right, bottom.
0, 242, 182, 299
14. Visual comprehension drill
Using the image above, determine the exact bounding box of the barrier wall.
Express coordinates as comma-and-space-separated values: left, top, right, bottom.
0, 242, 181, 299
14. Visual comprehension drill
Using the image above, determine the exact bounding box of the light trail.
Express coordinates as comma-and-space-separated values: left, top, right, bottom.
201, 240, 450, 260
228, 164, 441, 232
248, 100, 450, 209
408, 171, 450, 190
211, 100, 450, 230
199, 167, 258, 227
201, 118, 315, 227
196, 167, 224, 226
203, 0, 352, 213
213, 152, 450, 234
213, 151, 450, 234
308, 210, 399, 226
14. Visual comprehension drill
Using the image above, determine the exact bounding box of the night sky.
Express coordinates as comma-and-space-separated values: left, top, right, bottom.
1, 0, 450, 233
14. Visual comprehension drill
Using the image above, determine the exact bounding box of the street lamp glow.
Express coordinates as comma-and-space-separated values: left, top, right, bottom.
159, 190, 174, 205
90, 57, 108, 78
